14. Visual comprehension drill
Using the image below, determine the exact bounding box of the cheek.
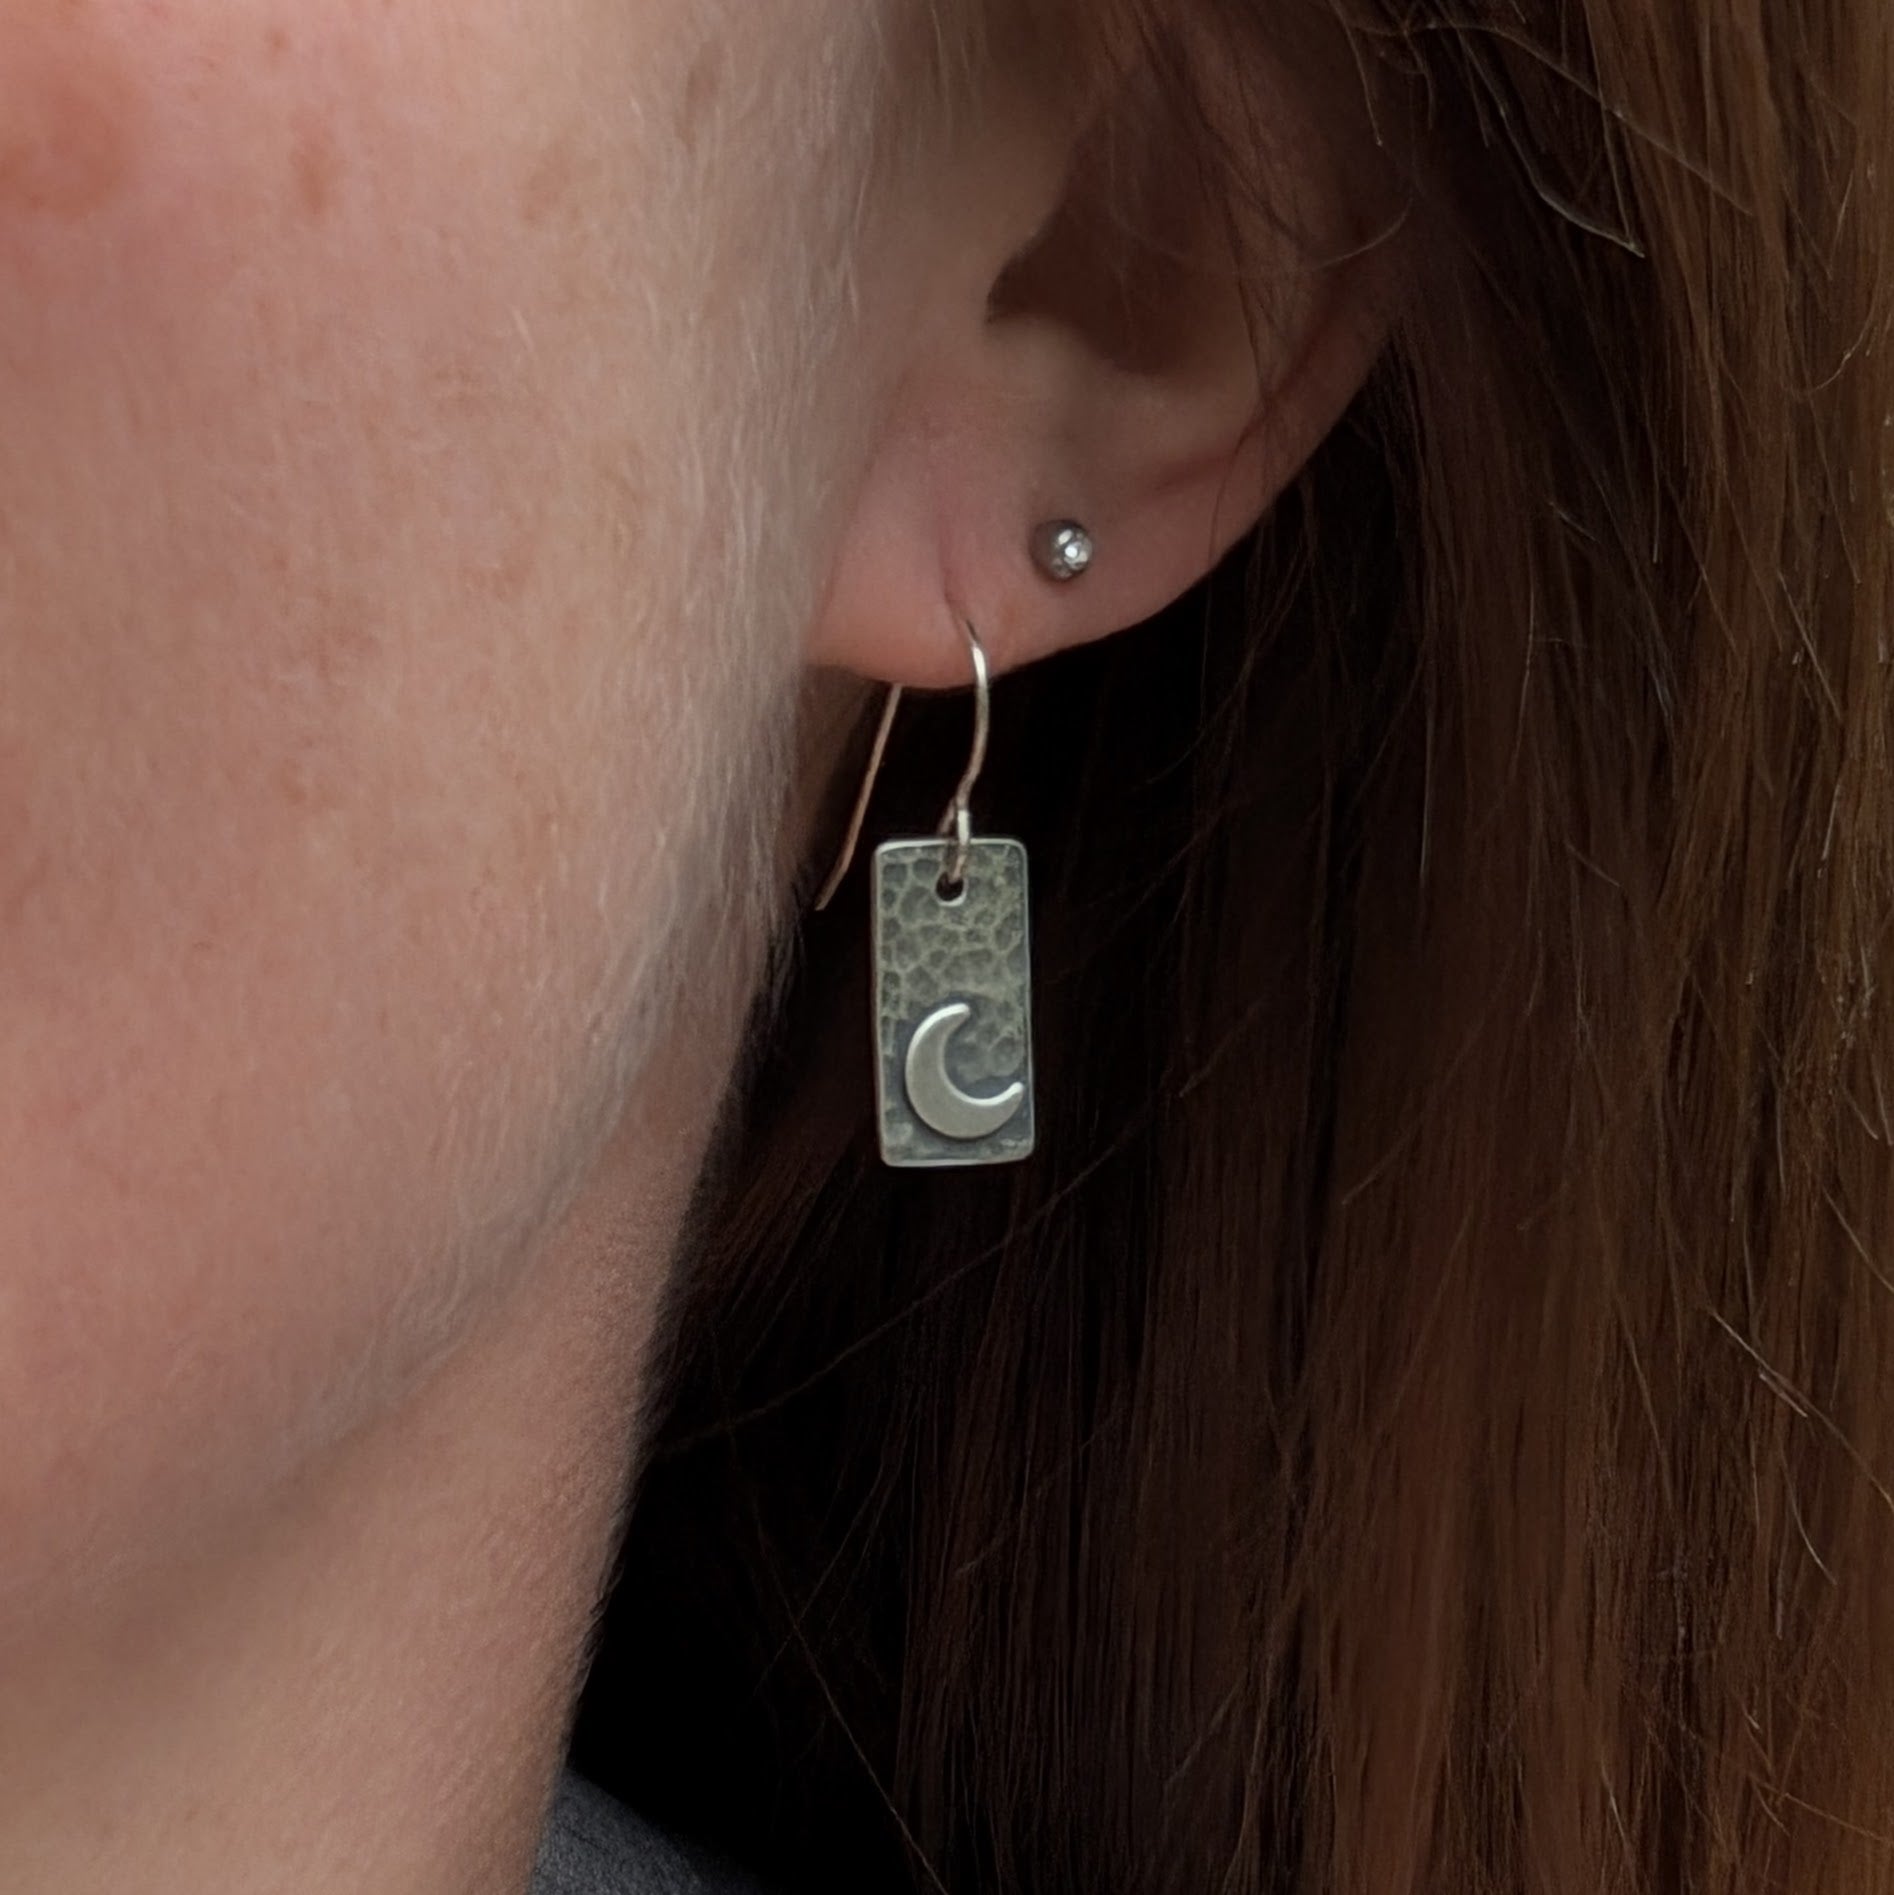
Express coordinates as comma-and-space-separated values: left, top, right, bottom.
0, 2, 779, 1612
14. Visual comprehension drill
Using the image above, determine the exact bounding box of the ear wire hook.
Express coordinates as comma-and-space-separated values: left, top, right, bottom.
937, 620, 989, 892
811, 618, 991, 911
812, 684, 903, 912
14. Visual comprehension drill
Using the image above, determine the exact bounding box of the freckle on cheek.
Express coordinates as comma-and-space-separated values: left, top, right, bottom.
677, 43, 727, 151
291, 119, 340, 225
0, 29, 140, 223
520, 140, 581, 231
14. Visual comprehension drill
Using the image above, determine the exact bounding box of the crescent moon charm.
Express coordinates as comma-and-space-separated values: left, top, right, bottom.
873, 836, 1034, 1168
903, 1002, 1027, 1142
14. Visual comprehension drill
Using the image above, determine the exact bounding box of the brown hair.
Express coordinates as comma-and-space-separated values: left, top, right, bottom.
574, 0, 1894, 1889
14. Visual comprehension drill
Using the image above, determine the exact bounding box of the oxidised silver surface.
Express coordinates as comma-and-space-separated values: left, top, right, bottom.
871, 837, 1034, 1168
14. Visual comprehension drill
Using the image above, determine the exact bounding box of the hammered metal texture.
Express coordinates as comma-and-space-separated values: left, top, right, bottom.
871, 838, 1035, 1168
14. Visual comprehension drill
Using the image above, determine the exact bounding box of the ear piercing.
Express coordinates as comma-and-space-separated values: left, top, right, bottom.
815, 507, 1093, 917
1031, 519, 1095, 582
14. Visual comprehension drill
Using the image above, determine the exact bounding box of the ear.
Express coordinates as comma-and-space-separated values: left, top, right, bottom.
808, 34, 1396, 689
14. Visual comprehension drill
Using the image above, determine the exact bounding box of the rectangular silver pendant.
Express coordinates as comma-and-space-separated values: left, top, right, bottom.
871, 837, 1035, 1169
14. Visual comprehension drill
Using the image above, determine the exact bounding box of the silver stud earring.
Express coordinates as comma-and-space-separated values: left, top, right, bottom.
1031, 519, 1094, 582
812, 620, 1035, 1169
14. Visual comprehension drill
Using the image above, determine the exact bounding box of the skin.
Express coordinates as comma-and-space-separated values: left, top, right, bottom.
0, 1, 1390, 1888
0, 3, 923, 1886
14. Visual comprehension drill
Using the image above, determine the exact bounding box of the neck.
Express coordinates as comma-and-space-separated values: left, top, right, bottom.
0, 1087, 705, 1895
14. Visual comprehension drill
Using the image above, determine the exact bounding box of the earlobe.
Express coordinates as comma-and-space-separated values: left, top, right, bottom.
806, 36, 1395, 692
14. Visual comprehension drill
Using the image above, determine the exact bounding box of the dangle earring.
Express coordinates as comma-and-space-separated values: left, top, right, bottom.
813, 620, 1035, 1169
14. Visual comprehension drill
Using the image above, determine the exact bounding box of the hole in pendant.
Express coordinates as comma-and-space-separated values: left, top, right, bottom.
936, 873, 967, 906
